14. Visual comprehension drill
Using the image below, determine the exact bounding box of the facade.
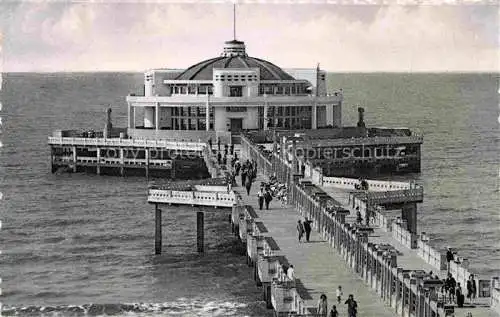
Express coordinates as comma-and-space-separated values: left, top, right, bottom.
126, 39, 343, 137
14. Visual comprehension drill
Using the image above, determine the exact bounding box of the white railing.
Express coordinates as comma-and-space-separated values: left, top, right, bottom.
48, 137, 206, 151
148, 189, 235, 207
322, 176, 418, 192
417, 235, 447, 271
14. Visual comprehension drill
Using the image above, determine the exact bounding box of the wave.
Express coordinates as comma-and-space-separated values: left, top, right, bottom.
1, 300, 250, 316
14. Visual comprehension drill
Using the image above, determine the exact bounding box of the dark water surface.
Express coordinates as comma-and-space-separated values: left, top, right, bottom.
0, 72, 498, 315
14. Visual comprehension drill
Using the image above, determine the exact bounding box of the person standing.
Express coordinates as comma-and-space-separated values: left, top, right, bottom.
287, 264, 295, 281
264, 189, 272, 210
217, 137, 221, 151
471, 274, 477, 302
456, 282, 464, 307
336, 285, 343, 304
303, 218, 312, 242
258, 188, 265, 210
317, 294, 328, 317
344, 294, 358, 317
297, 220, 305, 242
446, 247, 454, 272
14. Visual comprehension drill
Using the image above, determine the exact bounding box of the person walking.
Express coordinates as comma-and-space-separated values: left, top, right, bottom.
245, 177, 252, 196
336, 286, 343, 304
317, 294, 328, 317
287, 264, 295, 281
344, 294, 358, 317
241, 169, 247, 187
264, 189, 272, 210
257, 188, 265, 210
471, 274, 477, 302
329, 305, 338, 317
303, 218, 312, 242
297, 220, 305, 242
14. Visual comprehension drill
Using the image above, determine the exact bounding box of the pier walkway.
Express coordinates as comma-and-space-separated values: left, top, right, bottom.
234, 171, 396, 316
236, 143, 498, 317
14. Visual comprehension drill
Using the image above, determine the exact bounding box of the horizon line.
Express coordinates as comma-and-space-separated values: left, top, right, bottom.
3, 70, 499, 74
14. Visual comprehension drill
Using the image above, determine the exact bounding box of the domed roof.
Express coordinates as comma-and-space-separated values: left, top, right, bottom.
175, 40, 295, 81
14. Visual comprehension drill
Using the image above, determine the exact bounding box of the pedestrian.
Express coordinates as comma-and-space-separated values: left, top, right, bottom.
297, 220, 305, 242
356, 208, 362, 225
344, 294, 358, 317
208, 138, 212, 150
217, 137, 221, 151
456, 282, 464, 307
317, 294, 328, 317
258, 188, 265, 210
336, 286, 343, 304
217, 152, 222, 164
446, 273, 456, 303
287, 264, 295, 281
230, 143, 234, 155
245, 177, 252, 196
303, 218, 312, 242
471, 274, 477, 302
264, 189, 272, 210
241, 169, 247, 187
446, 247, 454, 272
329, 305, 338, 317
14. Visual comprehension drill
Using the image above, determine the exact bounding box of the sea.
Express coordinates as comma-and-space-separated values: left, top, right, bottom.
0, 72, 498, 316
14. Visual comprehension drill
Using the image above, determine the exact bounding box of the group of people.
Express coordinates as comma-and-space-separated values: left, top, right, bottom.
316, 290, 359, 317
296, 218, 313, 243
441, 272, 477, 306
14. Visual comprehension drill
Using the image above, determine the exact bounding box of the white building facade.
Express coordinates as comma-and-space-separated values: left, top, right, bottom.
126, 40, 343, 135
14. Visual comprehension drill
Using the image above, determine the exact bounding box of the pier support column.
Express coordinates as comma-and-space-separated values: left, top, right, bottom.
402, 203, 417, 234
120, 148, 124, 176
155, 204, 162, 255
145, 149, 150, 179
197, 211, 204, 253
50, 146, 55, 173
96, 147, 101, 175
72, 146, 77, 172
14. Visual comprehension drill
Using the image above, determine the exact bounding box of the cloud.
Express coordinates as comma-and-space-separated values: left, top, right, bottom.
0, 2, 498, 72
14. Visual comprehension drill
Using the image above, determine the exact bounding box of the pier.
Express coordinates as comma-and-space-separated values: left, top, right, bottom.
224, 132, 499, 317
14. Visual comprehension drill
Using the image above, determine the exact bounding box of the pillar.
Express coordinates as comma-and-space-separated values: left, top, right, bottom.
171, 160, 176, 180
312, 101, 317, 129
50, 146, 55, 173
155, 103, 160, 131
120, 148, 124, 176
263, 283, 272, 309
145, 149, 150, 179
197, 211, 204, 253
128, 103, 133, 129
206, 98, 210, 131
402, 203, 417, 234
133, 106, 136, 130
155, 205, 162, 255
292, 139, 298, 174
72, 146, 77, 172
263, 102, 269, 131
96, 147, 101, 175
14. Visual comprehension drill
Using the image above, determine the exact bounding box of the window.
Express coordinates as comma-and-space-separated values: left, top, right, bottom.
229, 86, 243, 97
226, 106, 247, 112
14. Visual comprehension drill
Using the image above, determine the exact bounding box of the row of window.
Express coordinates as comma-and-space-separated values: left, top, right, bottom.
215, 74, 258, 81
169, 118, 214, 131
169, 106, 214, 117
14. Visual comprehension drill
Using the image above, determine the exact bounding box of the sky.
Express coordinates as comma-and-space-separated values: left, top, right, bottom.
0, 1, 498, 72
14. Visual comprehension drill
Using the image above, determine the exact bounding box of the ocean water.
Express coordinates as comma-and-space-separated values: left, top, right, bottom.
0, 72, 498, 315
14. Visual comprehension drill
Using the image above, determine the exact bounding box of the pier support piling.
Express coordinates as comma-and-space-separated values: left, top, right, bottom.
197, 211, 204, 253
155, 204, 162, 255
